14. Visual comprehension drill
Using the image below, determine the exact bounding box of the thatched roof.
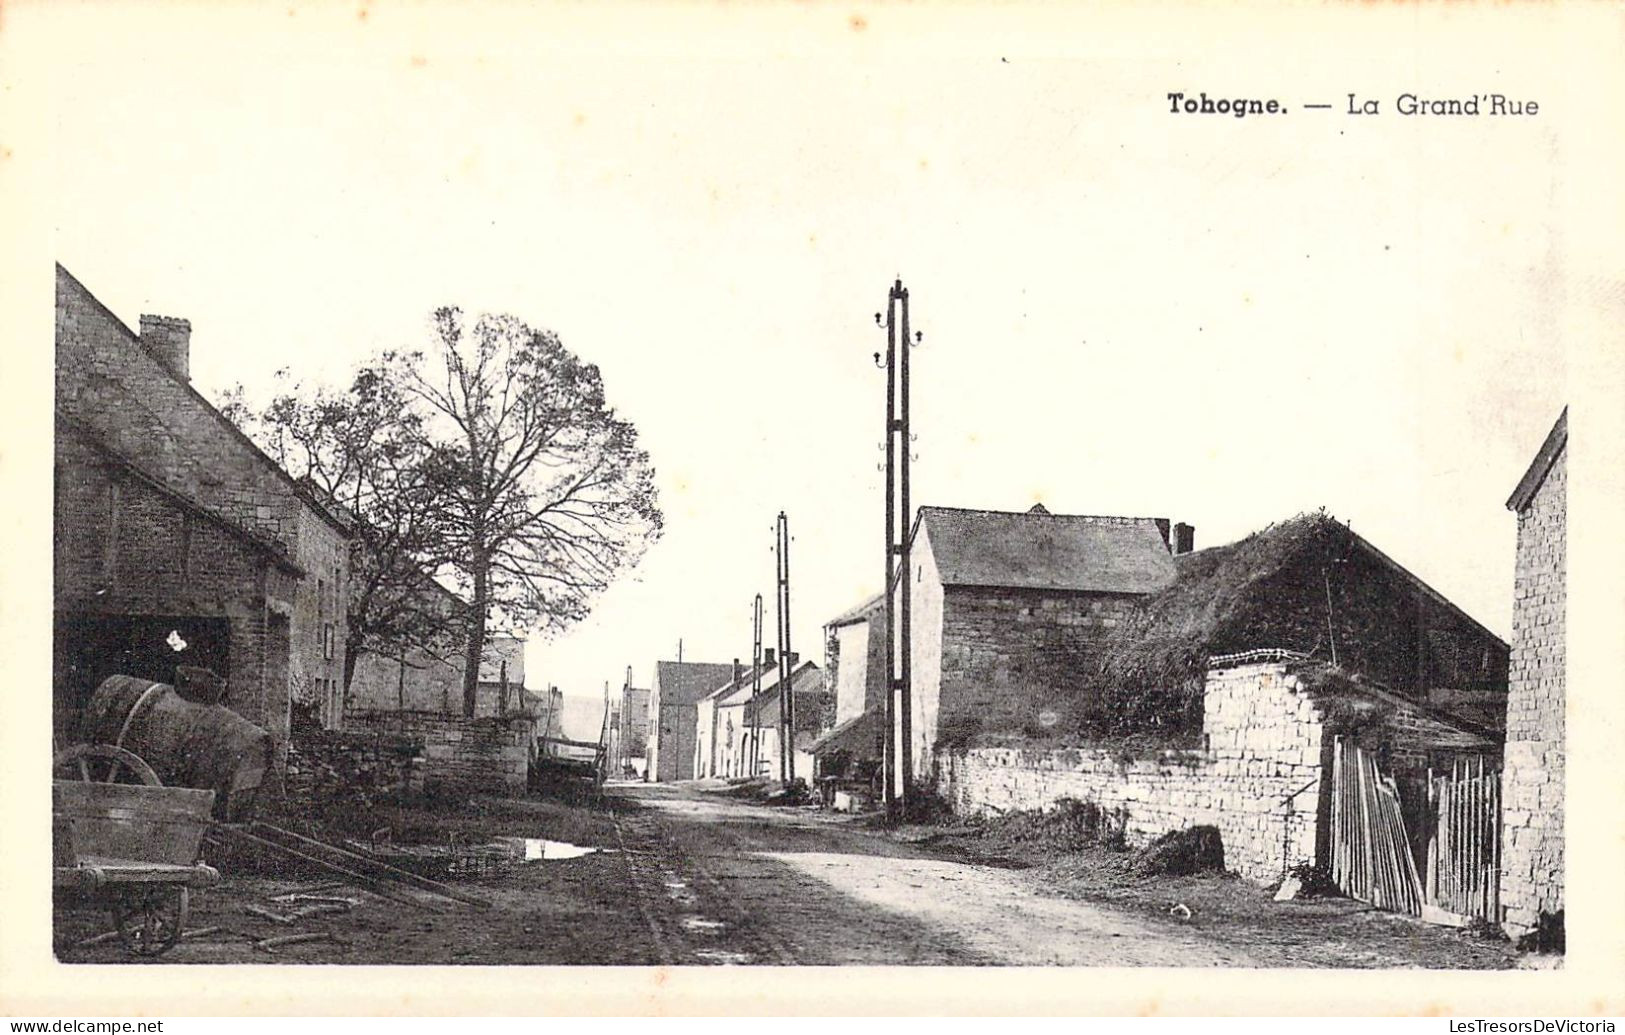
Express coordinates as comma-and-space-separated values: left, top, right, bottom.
1097, 511, 1352, 694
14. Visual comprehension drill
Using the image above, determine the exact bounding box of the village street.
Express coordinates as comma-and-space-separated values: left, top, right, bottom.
604, 782, 1259, 966
56, 781, 1515, 968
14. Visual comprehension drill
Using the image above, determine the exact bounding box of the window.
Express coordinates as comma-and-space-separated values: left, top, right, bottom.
323, 623, 336, 660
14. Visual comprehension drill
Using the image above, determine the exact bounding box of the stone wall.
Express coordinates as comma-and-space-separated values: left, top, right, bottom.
936, 660, 1496, 884
52, 424, 285, 745
56, 266, 351, 740
284, 726, 426, 809
346, 709, 535, 794
917, 578, 1140, 781
938, 662, 1323, 881
1500, 442, 1565, 940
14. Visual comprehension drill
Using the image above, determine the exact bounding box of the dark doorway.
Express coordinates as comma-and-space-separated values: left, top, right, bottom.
53, 613, 231, 742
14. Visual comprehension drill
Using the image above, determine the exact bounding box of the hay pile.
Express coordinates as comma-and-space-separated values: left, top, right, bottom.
1130, 825, 1226, 876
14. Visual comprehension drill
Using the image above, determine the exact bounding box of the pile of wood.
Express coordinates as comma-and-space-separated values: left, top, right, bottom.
1330, 737, 1424, 916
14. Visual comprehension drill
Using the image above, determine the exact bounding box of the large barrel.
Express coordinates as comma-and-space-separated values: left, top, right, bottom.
82, 674, 273, 822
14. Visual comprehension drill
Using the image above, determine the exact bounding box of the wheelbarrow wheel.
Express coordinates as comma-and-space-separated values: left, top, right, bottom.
112, 886, 187, 957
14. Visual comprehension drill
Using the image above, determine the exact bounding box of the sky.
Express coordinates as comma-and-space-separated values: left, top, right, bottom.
23, 3, 1588, 738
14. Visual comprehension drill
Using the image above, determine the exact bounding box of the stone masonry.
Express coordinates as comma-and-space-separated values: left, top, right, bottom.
345, 710, 535, 795
936, 660, 1496, 883
55, 266, 351, 749
1499, 421, 1565, 940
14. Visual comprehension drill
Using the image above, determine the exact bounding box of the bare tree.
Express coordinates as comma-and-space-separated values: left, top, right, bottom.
220, 368, 464, 694
381, 307, 662, 716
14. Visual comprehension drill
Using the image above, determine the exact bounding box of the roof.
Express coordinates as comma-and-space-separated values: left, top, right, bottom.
59, 412, 305, 577
652, 660, 737, 707
809, 706, 884, 756
714, 659, 822, 709
912, 506, 1177, 595
1507, 407, 1568, 512
747, 663, 827, 731
1099, 511, 1506, 696
56, 264, 351, 537
826, 593, 884, 630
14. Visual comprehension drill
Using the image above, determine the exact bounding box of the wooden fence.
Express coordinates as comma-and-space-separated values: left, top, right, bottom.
1330, 738, 1424, 915
1331, 737, 1502, 923
1422, 756, 1501, 922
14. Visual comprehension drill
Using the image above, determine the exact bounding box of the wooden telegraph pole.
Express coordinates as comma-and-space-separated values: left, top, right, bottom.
876, 279, 919, 819
775, 511, 795, 786
750, 593, 764, 778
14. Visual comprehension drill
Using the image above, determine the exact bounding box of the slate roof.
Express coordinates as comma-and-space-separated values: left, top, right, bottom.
653, 661, 737, 707
1506, 407, 1567, 512
826, 593, 884, 630
809, 706, 884, 756
713, 659, 822, 711
746, 663, 827, 732
913, 506, 1177, 595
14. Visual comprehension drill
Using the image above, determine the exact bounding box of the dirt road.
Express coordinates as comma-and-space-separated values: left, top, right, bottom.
54, 781, 1510, 967
615, 783, 1255, 966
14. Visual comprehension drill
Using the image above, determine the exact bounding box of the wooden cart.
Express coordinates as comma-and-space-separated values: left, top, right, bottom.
530, 735, 607, 800
53, 745, 220, 957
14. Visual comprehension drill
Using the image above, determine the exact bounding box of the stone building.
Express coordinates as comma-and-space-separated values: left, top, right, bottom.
906, 505, 1190, 782
617, 681, 652, 771
53, 265, 351, 755
1498, 408, 1566, 944
809, 594, 887, 777
693, 654, 825, 780
645, 659, 736, 782
933, 510, 1510, 884
939, 654, 1498, 883
347, 629, 535, 719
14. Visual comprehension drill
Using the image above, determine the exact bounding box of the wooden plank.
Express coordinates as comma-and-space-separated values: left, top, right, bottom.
212, 827, 447, 912
250, 823, 492, 909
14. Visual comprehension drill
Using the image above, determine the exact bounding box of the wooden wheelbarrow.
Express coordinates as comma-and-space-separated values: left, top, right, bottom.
53, 745, 220, 957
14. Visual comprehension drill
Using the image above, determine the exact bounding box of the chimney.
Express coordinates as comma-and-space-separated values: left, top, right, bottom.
762, 648, 776, 667
140, 314, 191, 381
785, 651, 799, 668
1172, 522, 1196, 555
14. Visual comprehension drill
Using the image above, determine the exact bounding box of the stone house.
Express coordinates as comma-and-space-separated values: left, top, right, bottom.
1498, 408, 1566, 943
53, 265, 351, 756
906, 504, 1191, 783
693, 654, 824, 780
933, 510, 1511, 883
646, 659, 736, 782
347, 627, 535, 720
810, 594, 887, 777
617, 681, 652, 772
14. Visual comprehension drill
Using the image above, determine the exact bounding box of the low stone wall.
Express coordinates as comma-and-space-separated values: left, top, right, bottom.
285, 726, 425, 810
936, 662, 1326, 883
937, 744, 1320, 883
346, 710, 535, 795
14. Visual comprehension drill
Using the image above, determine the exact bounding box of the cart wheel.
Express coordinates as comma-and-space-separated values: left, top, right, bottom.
111, 886, 187, 957
53, 744, 162, 786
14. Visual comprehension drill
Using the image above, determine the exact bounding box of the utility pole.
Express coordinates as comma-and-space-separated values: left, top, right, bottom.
750, 593, 764, 779
875, 278, 919, 819
775, 511, 795, 786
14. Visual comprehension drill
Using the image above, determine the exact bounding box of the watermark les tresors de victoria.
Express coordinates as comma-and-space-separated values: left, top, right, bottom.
1166, 91, 1541, 118
1449, 1023, 1616, 1034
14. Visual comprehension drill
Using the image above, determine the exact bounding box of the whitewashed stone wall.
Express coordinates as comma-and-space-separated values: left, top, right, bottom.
936, 661, 1324, 883
1500, 442, 1565, 940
